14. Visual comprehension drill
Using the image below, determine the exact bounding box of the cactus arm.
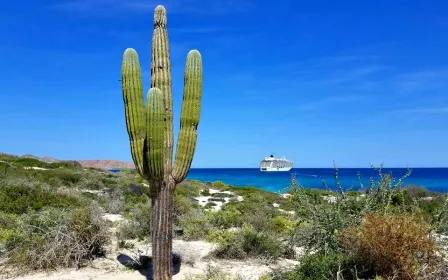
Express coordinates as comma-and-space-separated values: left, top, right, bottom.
147, 88, 165, 180
121, 48, 148, 178
172, 50, 203, 183
151, 5, 173, 176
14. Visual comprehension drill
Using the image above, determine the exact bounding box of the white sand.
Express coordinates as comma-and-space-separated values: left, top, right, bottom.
5, 239, 298, 280
194, 189, 243, 212
23, 167, 49, 170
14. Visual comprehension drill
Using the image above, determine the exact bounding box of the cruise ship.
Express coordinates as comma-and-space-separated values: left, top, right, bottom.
259, 155, 293, 172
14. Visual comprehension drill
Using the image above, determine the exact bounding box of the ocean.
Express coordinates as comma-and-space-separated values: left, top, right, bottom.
185, 168, 448, 194
110, 168, 448, 193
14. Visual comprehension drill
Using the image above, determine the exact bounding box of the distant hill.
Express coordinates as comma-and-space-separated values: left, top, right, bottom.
21, 154, 59, 163
2, 152, 134, 170
77, 160, 135, 170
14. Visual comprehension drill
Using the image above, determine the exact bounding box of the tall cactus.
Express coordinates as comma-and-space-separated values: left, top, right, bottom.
121, 5, 203, 280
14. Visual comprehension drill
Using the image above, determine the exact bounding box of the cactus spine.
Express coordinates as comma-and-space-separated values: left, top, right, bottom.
121, 4, 202, 280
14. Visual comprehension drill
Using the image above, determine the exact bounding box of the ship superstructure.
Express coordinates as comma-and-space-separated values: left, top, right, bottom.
259, 155, 293, 172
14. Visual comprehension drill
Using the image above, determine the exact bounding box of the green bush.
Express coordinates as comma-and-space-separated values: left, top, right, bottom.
212, 181, 227, 189
118, 202, 151, 241
271, 215, 296, 234
176, 181, 202, 197
175, 194, 198, 215
178, 209, 212, 240
50, 161, 82, 169
207, 225, 283, 259
122, 183, 150, 213
208, 207, 240, 229
41, 169, 82, 185
0, 153, 18, 162
223, 200, 279, 233
211, 192, 234, 198
14, 158, 50, 168
0, 185, 83, 215
286, 251, 356, 280
201, 188, 211, 196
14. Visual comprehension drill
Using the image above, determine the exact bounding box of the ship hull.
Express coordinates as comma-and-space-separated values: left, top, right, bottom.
260, 166, 293, 172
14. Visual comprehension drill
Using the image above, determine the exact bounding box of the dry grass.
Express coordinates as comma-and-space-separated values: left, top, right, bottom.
339, 213, 442, 280
1, 203, 110, 275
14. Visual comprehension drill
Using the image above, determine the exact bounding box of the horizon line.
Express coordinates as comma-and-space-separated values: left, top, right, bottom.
109, 166, 448, 169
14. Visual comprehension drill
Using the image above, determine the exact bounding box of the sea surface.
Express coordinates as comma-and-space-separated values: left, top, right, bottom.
185, 168, 448, 193
110, 168, 448, 193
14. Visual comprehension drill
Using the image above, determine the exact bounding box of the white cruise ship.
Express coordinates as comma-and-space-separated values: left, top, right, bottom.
259, 155, 293, 172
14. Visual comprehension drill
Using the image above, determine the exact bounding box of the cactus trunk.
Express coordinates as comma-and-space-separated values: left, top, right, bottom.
121, 4, 203, 280
151, 179, 175, 279
151, 5, 173, 177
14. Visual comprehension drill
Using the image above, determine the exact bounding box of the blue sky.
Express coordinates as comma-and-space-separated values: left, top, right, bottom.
1, 0, 447, 168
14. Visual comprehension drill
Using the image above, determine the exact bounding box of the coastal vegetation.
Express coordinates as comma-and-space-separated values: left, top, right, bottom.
1, 153, 448, 279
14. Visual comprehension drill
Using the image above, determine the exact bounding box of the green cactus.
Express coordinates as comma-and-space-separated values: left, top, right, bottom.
121, 5, 202, 280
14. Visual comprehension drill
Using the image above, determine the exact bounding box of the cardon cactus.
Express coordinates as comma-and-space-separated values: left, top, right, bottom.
121, 5, 203, 280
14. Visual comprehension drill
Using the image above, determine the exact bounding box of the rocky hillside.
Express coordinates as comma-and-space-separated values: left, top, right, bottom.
2, 152, 134, 170
77, 160, 135, 170
21, 154, 59, 163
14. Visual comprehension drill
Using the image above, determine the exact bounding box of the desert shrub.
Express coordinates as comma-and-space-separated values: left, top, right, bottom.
0, 185, 83, 215
271, 215, 296, 234
185, 265, 243, 280
14, 158, 50, 168
0, 153, 18, 162
0, 212, 18, 229
290, 166, 414, 254
122, 183, 150, 213
207, 225, 283, 259
212, 181, 227, 189
77, 176, 105, 190
419, 195, 446, 218
40, 169, 82, 185
208, 207, 240, 229
433, 198, 448, 234
176, 181, 202, 197
175, 194, 198, 215
2, 203, 109, 271
0, 175, 37, 189
103, 188, 123, 214
211, 192, 234, 198
178, 209, 212, 240
205, 202, 217, 209
405, 185, 433, 199
292, 204, 356, 254
101, 177, 117, 186
50, 160, 82, 169
339, 213, 441, 280
285, 251, 356, 280
118, 202, 151, 241
221, 195, 280, 233
201, 188, 211, 196
0, 161, 12, 176
206, 228, 246, 259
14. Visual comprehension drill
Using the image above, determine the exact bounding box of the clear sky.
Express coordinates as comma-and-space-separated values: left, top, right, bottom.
1, 0, 447, 168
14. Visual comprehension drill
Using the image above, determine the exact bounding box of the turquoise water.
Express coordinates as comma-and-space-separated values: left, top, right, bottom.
110, 167, 448, 193
185, 168, 448, 193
